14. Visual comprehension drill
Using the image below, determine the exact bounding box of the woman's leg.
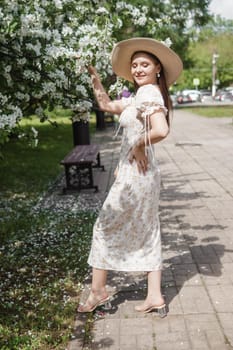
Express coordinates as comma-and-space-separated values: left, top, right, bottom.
77, 268, 108, 312
135, 270, 165, 311
91, 267, 108, 296
147, 270, 164, 304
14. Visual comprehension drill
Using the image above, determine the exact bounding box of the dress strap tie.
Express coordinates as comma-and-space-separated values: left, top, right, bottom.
113, 123, 122, 139
143, 112, 155, 164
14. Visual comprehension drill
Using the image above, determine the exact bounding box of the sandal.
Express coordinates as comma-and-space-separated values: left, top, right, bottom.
77, 296, 111, 313
135, 303, 167, 318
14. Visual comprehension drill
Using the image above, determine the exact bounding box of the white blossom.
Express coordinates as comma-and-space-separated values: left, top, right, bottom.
25, 42, 42, 56
15, 92, 30, 102
0, 0, 158, 143
54, 0, 63, 9
62, 25, 73, 37
96, 7, 108, 15
23, 70, 41, 82
35, 106, 44, 117
31, 127, 38, 138
5, 65, 12, 73
161, 37, 173, 47
75, 85, 88, 97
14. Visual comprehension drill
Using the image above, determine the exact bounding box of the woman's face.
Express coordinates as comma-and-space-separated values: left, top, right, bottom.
131, 52, 160, 87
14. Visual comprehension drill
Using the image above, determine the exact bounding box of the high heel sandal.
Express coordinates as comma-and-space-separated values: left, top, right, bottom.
135, 303, 168, 318
77, 296, 111, 313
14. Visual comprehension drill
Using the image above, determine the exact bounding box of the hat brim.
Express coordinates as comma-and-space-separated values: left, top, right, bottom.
111, 37, 183, 87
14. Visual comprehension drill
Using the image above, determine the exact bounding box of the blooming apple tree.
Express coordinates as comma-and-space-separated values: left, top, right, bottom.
0, 0, 167, 146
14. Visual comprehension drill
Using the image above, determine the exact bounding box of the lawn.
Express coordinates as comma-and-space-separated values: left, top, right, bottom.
0, 109, 97, 350
0, 108, 96, 197
182, 105, 233, 118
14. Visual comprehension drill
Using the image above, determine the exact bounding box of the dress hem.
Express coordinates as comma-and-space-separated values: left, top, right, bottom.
88, 263, 163, 272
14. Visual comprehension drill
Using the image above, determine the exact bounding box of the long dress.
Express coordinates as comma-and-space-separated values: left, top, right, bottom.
88, 84, 167, 271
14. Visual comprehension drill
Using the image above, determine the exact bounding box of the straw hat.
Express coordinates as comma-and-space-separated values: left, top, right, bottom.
111, 37, 183, 87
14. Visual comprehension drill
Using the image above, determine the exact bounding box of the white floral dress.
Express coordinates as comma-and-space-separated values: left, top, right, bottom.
88, 84, 167, 271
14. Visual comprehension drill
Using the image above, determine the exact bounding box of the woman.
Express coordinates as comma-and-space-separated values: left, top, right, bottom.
78, 37, 183, 316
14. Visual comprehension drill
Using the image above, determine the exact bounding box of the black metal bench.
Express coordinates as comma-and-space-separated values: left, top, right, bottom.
60, 144, 105, 193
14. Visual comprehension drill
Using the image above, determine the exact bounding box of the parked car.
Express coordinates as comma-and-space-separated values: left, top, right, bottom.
176, 92, 192, 104
187, 90, 202, 102
200, 89, 212, 102
214, 89, 233, 102
170, 94, 178, 107
176, 89, 202, 104
225, 87, 233, 93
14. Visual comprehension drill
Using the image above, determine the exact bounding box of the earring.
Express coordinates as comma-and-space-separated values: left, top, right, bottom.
157, 72, 160, 78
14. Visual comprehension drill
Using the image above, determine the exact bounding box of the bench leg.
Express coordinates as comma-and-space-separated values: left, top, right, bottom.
63, 165, 71, 192
88, 165, 99, 192
93, 152, 105, 171
62, 164, 99, 193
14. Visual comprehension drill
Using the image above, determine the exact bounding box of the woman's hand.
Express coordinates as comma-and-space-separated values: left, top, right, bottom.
87, 65, 124, 115
87, 65, 97, 75
129, 145, 148, 175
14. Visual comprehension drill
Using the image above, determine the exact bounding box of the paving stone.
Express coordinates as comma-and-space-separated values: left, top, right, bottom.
155, 330, 190, 345
185, 313, 221, 332
206, 285, 233, 312
120, 318, 153, 335
155, 341, 191, 350
205, 328, 227, 348
136, 334, 155, 348
163, 287, 184, 315
171, 263, 201, 286
179, 285, 214, 314
189, 330, 211, 349
120, 334, 137, 347
153, 314, 187, 335
217, 313, 233, 346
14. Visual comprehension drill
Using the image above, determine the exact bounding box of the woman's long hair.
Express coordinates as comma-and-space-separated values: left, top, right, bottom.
131, 51, 172, 127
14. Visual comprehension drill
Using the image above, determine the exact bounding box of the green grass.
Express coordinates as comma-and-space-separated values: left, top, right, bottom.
183, 105, 233, 118
0, 108, 96, 198
0, 108, 98, 350
0, 206, 96, 350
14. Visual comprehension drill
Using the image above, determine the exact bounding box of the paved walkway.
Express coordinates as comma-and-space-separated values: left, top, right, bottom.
68, 109, 233, 350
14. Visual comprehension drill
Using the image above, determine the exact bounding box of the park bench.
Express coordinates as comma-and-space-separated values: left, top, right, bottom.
60, 144, 105, 193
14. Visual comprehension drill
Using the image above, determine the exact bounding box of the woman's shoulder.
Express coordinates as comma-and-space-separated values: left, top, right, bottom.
137, 84, 161, 95
136, 84, 163, 104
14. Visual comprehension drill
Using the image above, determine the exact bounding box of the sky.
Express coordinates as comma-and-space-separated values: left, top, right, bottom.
209, 0, 233, 20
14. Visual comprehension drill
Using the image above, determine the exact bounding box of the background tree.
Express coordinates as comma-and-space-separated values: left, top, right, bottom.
0, 0, 153, 146
177, 16, 233, 90
114, 0, 211, 66
0, 0, 212, 146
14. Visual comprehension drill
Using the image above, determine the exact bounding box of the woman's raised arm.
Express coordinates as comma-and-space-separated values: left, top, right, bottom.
88, 66, 124, 115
